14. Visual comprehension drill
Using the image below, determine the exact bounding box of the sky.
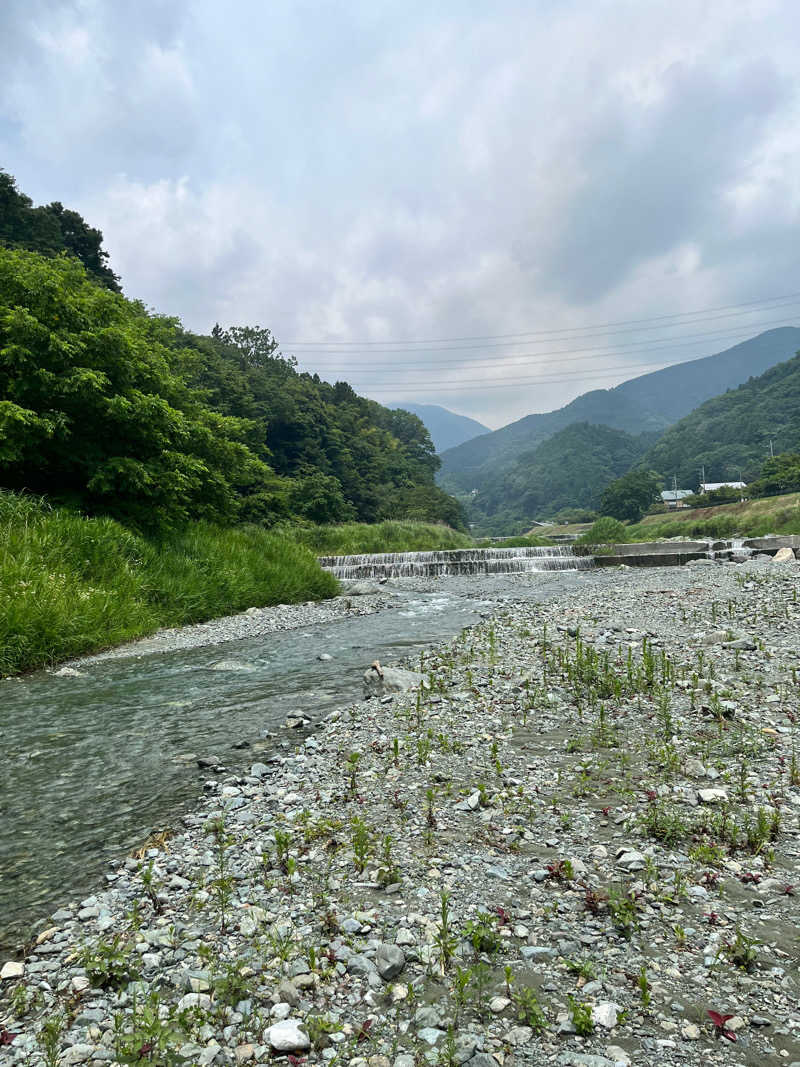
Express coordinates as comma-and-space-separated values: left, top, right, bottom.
2, 0, 800, 429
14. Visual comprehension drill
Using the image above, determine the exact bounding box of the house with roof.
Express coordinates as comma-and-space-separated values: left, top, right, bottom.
660, 489, 693, 509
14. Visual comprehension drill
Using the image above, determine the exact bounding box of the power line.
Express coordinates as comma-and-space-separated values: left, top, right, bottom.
355, 360, 677, 392
282, 290, 800, 348
293, 313, 800, 371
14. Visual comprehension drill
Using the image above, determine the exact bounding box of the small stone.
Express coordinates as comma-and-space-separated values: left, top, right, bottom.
698, 787, 728, 804
615, 848, 646, 871
490, 996, 511, 1013
376, 943, 405, 980
417, 1027, 445, 1046
681, 1023, 701, 1040
265, 1019, 310, 1052
0, 960, 24, 980
277, 980, 300, 1006
592, 1002, 621, 1029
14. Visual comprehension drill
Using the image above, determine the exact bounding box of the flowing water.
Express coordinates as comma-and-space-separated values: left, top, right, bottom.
0, 571, 588, 956
319, 545, 592, 580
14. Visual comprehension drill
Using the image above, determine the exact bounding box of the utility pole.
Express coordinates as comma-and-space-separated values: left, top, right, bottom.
769, 439, 774, 459
698, 466, 706, 491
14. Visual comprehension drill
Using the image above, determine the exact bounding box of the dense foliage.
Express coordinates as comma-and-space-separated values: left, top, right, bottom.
0, 247, 466, 532
747, 452, 800, 498
599, 469, 662, 523
0, 489, 337, 675
438, 328, 800, 529
575, 516, 628, 545
462, 422, 654, 533
0, 170, 120, 291
641, 354, 800, 487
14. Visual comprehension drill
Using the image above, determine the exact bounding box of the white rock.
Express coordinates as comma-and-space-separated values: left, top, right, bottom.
489, 996, 511, 1013
698, 788, 728, 804
266, 1019, 310, 1052
53, 666, 87, 678
0, 960, 24, 980
592, 1001, 621, 1029
773, 547, 795, 562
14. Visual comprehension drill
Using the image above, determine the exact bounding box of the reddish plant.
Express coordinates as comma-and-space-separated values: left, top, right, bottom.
707, 1010, 737, 1042
0, 1027, 19, 1046
495, 906, 511, 926
704, 911, 720, 926
739, 871, 760, 885
782, 884, 795, 896
356, 1018, 374, 1043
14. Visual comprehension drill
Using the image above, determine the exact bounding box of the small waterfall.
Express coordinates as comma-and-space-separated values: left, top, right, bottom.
319, 545, 594, 580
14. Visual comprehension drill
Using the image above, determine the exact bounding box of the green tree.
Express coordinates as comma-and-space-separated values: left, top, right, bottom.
599, 469, 662, 523
749, 452, 800, 498
0, 170, 120, 291
0, 248, 270, 530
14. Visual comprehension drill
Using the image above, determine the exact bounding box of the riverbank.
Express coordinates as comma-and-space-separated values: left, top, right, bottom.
3, 558, 800, 1066
0, 492, 340, 677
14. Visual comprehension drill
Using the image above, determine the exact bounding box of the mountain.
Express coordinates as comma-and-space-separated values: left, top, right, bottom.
438, 328, 800, 498
389, 402, 489, 453
640, 352, 800, 487
480, 423, 657, 530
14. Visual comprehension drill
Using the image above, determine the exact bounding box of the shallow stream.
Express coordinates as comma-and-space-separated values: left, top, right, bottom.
0, 573, 588, 956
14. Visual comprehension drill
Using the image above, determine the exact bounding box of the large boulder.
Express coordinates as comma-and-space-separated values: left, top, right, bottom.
773, 546, 796, 562
363, 661, 424, 698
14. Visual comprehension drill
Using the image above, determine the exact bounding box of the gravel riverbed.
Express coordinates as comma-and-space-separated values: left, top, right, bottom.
3, 558, 800, 1067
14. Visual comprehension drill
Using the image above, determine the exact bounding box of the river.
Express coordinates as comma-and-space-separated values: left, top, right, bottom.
0, 571, 588, 956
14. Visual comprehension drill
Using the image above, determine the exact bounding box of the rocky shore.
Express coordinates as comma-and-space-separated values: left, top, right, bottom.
3, 557, 800, 1067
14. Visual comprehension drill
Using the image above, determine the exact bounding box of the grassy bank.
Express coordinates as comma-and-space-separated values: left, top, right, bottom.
0, 492, 338, 676
628, 491, 800, 540
288, 519, 473, 556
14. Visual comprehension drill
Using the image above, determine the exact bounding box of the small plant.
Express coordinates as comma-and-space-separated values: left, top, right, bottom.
637, 964, 651, 1008
345, 750, 361, 794
274, 827, 292, 873
607, 885, 638, 940
563, 957, 597, 981
204, 815, 235, 932
723, 928, 758, 971
567, 995, 594, 1036
434, 890, 458, 972
452, 965, 473, 1026
350, 816, 372, 873
708, 1010, 737, 1042
78, 934, 140, 991
513, 986, 547, 1032
37, 1014, 64, 1067
463, 912, 503, 956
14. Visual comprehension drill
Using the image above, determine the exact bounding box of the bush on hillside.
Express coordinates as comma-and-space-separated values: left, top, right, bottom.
576, 516, 628, 546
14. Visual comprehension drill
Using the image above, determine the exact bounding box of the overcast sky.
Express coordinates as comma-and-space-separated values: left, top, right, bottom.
3, 0, 799, 428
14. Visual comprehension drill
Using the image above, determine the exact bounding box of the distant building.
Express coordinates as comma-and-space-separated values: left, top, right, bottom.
699, 481, 747, 493
660, 489, 693, 509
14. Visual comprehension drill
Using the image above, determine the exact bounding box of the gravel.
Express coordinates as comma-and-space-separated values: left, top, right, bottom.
3, 556, 800, 1066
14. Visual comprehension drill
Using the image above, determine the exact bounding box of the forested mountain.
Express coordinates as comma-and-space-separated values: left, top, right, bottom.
388, 402, 489, 453
0, 169, 120, 292
477, 423, 656, 531
641, 353, 800, 487
438, 328, 800, 500
0, 173, 466, 533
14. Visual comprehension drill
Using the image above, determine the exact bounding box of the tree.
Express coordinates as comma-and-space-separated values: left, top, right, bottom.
599, 469, 662, 523
0, 248, 271, 530
749, 453, 800, 498
0, 170, 120, 291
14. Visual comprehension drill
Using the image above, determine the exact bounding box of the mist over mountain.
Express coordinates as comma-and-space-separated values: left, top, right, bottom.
388, 403, 489, 454
439, 328, 800, 495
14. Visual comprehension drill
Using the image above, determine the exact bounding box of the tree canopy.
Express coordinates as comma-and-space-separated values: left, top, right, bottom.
0, 245, 466, 532
599, 469, 662, 523
0, 170, 120, 292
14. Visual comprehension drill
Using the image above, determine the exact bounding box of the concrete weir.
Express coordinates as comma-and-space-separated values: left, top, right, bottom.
588, 534, 800, 568
318, 545, 593, 580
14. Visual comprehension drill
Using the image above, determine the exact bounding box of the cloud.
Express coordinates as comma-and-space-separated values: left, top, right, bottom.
1, 0, 799, 426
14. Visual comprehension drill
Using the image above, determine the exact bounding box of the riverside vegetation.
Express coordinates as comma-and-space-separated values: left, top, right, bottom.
3, 555, 800, 1065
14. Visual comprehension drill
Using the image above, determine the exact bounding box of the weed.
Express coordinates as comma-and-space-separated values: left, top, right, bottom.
567, 996, 594, 1036
78, 934, 140, 991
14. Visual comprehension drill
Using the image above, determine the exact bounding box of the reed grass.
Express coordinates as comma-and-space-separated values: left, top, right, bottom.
0, 491, 338, 675
287, 519, 473, 556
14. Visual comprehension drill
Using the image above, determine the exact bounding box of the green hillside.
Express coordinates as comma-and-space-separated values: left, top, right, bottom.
642, 352, 800, 486
438, 328, 800, 503
473, 422, 655, 533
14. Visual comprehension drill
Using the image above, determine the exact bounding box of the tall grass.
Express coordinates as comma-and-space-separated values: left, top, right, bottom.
288, 519, 473, 556
629, 492, 800, 541
0, 492, 338, 676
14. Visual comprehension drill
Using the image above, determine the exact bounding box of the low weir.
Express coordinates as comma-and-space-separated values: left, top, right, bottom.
318, 545, 594, 580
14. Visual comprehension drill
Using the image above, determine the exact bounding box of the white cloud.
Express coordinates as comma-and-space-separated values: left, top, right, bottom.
2, 0, 799, 426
